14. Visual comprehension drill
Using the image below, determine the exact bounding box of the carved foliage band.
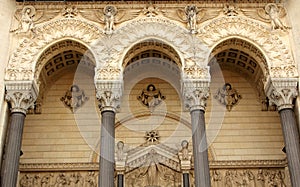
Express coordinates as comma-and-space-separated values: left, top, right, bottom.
5, 81, 38, 114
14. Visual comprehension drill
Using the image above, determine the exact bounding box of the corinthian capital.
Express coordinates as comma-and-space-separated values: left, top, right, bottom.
182, 79, 210, 111
265, 78, 298, 111
95, 80, 123, 112
5, 81, 38, 114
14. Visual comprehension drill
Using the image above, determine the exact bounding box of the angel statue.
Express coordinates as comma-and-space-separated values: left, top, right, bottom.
80, 6, 140, 35
10, 5, 59, 37
11, 6, 35, 34
242, 3, 289, 31
104, 5, 117, 34
265, 3, 289, 30
162, 5, 220, 34
185, 5, 198, 33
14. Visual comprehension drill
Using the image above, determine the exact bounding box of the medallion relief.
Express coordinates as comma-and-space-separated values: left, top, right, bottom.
137, 84, 165, 113
61, 85, 88, 112
214, 83, 242, 111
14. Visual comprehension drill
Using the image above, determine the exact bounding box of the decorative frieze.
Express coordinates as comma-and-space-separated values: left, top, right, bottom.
265, 78, 298, 111
5, 81, 38, 114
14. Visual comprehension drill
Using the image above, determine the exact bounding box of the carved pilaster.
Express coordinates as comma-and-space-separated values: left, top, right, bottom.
265, 78, 298, 111
95, 81, 123, 112
5, 81, 38, 114
182, 79, 210, 111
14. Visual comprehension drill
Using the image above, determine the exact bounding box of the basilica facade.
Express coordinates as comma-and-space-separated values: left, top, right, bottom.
0, 0, 300, 187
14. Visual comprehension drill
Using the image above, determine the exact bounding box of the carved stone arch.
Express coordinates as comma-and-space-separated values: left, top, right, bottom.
6, 18, 103, 81
92, 17, 210, 80
199, 16, 298, 78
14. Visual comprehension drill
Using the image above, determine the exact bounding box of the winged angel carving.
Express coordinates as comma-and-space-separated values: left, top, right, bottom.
242, 3, 290, 31
162, 5, 220, 34
10, 5, 59, 36
80, 5, 141, 35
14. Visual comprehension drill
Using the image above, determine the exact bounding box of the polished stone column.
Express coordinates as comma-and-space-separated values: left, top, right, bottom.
1, 81, 37, 187
117, 174, 124, 187
279, 108, 300, 187
266, 79, 300, 187
191, 109, 211, 187
182, 79, 211, 187
183, 173, 190, 187
99, 110, 115, 187
96, 80, 123, 187
1, 112, 25, 187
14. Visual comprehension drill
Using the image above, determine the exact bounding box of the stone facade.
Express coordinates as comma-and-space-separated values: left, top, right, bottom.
0, 0, 299, 186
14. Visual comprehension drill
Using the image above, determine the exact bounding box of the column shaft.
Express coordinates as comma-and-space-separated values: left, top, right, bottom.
99, 111, 115, 187
117, 174, 124, 187
1, 112, 26, 187
183, 173, 190, 187
191, 109, 211, 187
279, 108, 300, 187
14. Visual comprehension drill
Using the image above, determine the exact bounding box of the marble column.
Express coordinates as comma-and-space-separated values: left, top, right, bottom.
191, 109, 211, 187
266, 79, 300, 187
96, 81, 122, 187
1, 81, 37, 187
99, 110, 115, 187
117, 174, 124, 187
182, 80, 211, 187
183, 173, 190, 187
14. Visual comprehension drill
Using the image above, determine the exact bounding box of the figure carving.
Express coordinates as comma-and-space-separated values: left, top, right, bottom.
61, 85, 88, 112
10, 6, 59, 36
85, 171, 97, 187
265, 3, 289, 31
80, 6, 140, 35
242, 3, 290, 31
211, 170, 222, 187
162, 6, 220, 34
41, 173, 54, 187
103, 5, 117, 34
116, 141, 127, 161
137, 84, 165, 113
214, 83, 242, 111
185, 5, 198, 33
179, 140, 190, 161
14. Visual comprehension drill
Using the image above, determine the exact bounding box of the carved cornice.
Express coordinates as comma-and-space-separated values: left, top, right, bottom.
209, 159, 288, 169
265, 78, 298, 111
5, 81, 38, 114
18, 159, 287, 172
182, 79, 210, 111
95, 80, 123, 112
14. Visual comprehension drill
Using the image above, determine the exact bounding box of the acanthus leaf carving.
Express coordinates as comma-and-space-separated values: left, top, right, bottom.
182, 79, 210, 111
265, 78, 298, 111
5, 81, 38, 114
95, 80, 123, 112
